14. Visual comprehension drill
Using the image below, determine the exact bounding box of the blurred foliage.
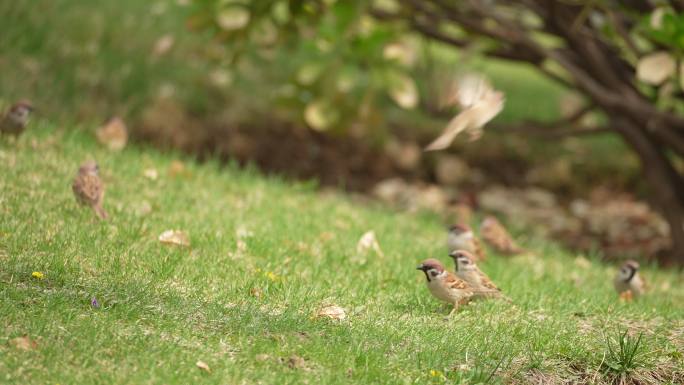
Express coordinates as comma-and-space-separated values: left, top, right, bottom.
188, 0, 425, 136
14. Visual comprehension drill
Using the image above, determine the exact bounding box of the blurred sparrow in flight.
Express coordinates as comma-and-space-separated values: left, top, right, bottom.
1, 100, 33, 136
449, 250, 508, 301
447, 224, 486, 261
480, 216, 524, 255
417, 258, 474, 315
72, 161, 108, 220
425, 73, 504, 151
614, 260, 645, 298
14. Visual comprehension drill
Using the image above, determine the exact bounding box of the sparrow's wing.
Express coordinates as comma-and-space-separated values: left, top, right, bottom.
482, 217, 522, 254
456, 74, 490, 108
444, 272, 471, 291
424, 109, 472, 151
477, 270, 501, 291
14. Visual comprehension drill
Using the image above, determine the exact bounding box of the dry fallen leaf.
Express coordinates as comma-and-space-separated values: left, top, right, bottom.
316, 304, 346, 321
168, 160, 187, 178
255, 353, 270, 362
143, 168, 159, 180
250, 287, 263, 298
425, 73, 504, 151
96, 117, 128, 151
619, 290, 634, 302
636, 51, 675, 85
158, 230, 190, 247
574, 256, 592, 269
196, 360, 211, 372
356, 230, 384, 257
286, 355, 307, 370
10, 336, 37, 351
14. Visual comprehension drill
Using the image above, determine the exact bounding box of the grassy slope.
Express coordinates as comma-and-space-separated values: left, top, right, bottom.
1, 124, 682, 384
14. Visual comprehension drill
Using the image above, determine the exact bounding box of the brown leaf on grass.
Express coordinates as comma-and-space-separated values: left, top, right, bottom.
356, 230, 384, 257
168, 160, 187, 178
315, 304, 346, 321
286, 355, 307, 370
196, 360, 211, 372
619, 290, 634, 302
96, 117, 128, 151
143, 168, 159, 180
249, 287, 262, 298
158, 230, 190, 247
9, 336, 37, 351
255, 353, 270, 362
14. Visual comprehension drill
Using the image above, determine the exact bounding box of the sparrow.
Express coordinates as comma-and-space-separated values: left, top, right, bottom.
425, 73, 504, 151
614, 260, 646, 298
479, 216, 524, 255
417, 258, 474, 315
72, 161, 108, 220
1, 100, 33, 136
447, 224, 486, 261
449, 250, 508, 301
96, 116, 128, 151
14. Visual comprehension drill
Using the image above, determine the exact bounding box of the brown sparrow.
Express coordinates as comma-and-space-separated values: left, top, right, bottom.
1, 100, 33, 136
425, 73, 504, 151
72, 161, 108, 220
417, 258, 474, 315
447, 224, 486, 261
614, 260, 646, 298
480, 216, 524, 255
449, 250, 508, 301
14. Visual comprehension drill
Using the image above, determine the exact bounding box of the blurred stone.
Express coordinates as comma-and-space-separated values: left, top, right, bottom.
385, 139, 421, 171
434, 154, 469, 186
372, 177, 406, 204
414, 184, 448, 212
445, 203, 473, 226
372, 178, 450, 212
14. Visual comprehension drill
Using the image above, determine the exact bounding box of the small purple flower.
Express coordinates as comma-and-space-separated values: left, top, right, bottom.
91, 297, 100, 309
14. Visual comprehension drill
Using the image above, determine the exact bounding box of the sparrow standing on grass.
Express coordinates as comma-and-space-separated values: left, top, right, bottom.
417, 258, 474, 315
449, 250, 509, 301
447, 224, 486, 261
480, 216, 524, 255
1, 100, 33, 136
614, 260, 645, 298
72, 161, 108, 220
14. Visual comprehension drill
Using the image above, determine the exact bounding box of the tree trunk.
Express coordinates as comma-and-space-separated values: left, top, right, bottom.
611, 116, 684, 265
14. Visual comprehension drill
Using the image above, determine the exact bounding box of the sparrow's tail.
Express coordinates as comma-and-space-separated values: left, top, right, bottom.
93, 204, 108, 220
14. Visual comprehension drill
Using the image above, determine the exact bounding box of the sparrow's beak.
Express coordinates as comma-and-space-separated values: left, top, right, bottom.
416, 264, 425, 271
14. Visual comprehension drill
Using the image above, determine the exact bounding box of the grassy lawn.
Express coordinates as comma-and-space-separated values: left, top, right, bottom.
1, 123, 683, 384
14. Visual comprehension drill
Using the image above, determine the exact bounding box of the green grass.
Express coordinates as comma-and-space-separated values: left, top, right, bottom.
1, 123, 683, 384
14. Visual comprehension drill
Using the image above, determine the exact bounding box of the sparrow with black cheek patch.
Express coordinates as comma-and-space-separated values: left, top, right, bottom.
447, 224, 486, 261
614, 260, 646, 298
1, 100, 33, 136
479, 216, 524, 255
449, 250, 509, 301
72, 161, 108, 220
417, 258, 474, 315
